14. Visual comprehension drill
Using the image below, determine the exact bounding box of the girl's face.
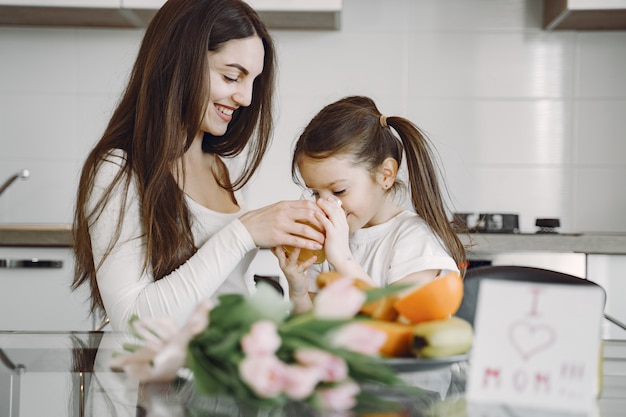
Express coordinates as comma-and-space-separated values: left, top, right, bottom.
298, 155, 391, 233
201, 35, 265, 136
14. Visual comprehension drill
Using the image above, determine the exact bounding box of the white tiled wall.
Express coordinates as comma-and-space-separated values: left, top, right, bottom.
1, 0, 626, 234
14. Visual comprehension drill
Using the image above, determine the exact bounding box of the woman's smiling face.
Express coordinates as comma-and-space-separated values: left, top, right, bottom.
201, 36, 265, 136
298, 155, 390, 232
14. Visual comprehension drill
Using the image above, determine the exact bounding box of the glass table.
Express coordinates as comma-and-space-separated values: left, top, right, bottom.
1, 319, 625, 417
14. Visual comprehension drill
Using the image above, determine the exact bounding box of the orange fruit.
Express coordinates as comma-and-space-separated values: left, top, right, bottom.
393, 272, 463, 324
316, 271, 344, 288
360, 293, 399, 322
361, 320, 414, 357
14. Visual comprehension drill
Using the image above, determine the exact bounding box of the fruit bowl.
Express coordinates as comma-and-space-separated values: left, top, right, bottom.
382, 352, 470, 372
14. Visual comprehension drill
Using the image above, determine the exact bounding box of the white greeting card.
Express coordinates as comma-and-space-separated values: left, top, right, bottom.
466, 279, 605, 412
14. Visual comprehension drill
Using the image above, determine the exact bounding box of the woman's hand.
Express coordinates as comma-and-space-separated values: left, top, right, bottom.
239, 200, 325, 249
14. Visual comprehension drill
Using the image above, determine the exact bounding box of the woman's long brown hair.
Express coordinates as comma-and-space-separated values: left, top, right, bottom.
72, 0, 276, 318
292, 96, 467, 276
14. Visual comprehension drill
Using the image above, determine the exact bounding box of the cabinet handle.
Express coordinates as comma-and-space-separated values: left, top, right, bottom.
4, 259, 64, 269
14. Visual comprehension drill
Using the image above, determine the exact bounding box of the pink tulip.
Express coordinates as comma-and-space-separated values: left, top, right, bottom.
131, 317, 179, 350
283, 364, 322, 400
330, 323, 387, 355
182, 299, 213, 334
109, 345, 179, 382
295, 348, 348, 382
240, 320, 281, 356
239, 355, 287, 398
316, 380, 360, 412
109, 300, 213, 382
313, 277, 366, 319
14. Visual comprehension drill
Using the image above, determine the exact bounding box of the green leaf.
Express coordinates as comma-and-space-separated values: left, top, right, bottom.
207, 294, 247, 329
126, 314, 154, 341
327, 348, 404, 386
246, 282, 291, 323
187, 344, 224, 394
201, 330, 243, 358
121, 343, 142, 353
363, 284, 411, 304
207, 284, 290, 332
282, 314, 351, 334
189, 344, 250, 398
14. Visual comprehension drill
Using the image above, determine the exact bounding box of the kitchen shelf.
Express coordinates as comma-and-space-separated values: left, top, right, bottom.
0, 0, 342, 29
543, 0, 626, 30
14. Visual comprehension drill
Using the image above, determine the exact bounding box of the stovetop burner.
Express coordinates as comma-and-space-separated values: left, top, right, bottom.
535, 218, 560, 234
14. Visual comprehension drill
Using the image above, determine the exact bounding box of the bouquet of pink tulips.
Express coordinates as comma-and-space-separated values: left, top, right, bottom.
111, 277, 415, 414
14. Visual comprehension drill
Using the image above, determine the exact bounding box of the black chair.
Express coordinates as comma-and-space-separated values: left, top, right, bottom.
455, 265, 625, 330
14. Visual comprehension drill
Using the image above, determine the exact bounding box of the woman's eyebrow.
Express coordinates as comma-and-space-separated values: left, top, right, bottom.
226, 63, 249, 75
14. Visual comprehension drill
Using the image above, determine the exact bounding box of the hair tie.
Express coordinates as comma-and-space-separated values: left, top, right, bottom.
379, 115, 388, 128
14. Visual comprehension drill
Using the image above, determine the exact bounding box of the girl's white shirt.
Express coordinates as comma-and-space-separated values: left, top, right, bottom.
88, 149, 258, 330
308, 210, 459, 289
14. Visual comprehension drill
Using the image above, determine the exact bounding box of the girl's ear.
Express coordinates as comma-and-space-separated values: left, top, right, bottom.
376, 157, 398, 189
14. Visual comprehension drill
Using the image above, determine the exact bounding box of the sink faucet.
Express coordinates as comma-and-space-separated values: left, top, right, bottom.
0, 169, 30, 197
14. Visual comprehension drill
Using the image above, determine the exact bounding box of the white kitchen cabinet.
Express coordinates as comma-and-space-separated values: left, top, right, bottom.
0, 247, 94, 331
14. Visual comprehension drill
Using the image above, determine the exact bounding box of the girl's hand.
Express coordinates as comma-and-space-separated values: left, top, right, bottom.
315, 196, 351, 270
316, 196, 375, 286
271, 246, 316, 295
240, 200, 325, 250
271, 246, 315, 313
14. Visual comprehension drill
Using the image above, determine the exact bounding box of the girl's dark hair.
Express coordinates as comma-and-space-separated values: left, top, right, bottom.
72, 0, 276, 318
292, 96, 466, 275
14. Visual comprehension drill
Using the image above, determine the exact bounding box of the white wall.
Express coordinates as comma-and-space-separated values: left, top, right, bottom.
1, 0, 626, 234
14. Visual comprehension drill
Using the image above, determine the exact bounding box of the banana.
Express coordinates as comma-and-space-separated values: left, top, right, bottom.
412, 316, 473, 358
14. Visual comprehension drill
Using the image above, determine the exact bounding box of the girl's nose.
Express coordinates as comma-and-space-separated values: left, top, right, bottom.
317, 191, 333, 201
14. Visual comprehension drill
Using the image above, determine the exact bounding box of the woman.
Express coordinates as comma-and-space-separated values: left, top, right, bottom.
72, 0, 324, 330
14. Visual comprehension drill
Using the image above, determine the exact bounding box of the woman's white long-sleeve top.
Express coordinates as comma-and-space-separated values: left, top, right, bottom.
88, 150, 258, 330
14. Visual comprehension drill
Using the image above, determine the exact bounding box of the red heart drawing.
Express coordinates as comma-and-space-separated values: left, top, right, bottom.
508, 321, 556, 361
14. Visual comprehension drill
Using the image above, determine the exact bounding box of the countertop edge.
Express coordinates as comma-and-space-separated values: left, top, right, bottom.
460, 233, 626, 255
2, 225, 626, 254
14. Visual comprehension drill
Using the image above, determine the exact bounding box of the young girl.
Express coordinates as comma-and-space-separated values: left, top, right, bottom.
272, 96, 466, 312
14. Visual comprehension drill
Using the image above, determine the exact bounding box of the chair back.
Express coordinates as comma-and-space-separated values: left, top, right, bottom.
456, 265, 607, 325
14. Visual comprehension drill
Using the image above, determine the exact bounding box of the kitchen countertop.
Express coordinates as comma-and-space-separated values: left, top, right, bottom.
460, 232, 626, 255
2, 224, 626, 255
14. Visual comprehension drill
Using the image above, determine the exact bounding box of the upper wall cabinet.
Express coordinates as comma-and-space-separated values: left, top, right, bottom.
0, 0, 342, 30
543, 0, 626, 30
